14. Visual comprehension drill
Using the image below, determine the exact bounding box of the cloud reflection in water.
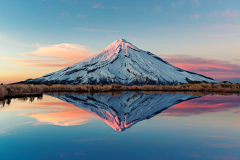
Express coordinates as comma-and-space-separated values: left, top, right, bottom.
2, 93, 239, 132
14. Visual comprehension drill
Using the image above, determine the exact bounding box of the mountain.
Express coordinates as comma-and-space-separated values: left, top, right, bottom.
48, 92, 199, 131
21, 39, 216, 85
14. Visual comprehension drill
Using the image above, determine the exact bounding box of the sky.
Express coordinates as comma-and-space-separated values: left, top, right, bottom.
0, 0, 240, 84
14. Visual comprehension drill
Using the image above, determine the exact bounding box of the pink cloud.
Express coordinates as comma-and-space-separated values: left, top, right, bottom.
6, 101, 94, 126
158, 112, 180, 117
211, 9, 240, 18
92, 3, 118, 10
204, 33, 240, 37
222, 9, 240, 18
171, 3, 176, 7
3, 43, 93, 68
158, 54, 240, 81
93, 3, 102, 9
2, 57, 76, 67
3, 43, 240, 82
209, 24, 240, 29
158, 95, 240, 117
190, 14, 201, 19
76, 14, 87, 18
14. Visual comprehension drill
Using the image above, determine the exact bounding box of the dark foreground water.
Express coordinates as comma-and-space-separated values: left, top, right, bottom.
0, 92, 240, 160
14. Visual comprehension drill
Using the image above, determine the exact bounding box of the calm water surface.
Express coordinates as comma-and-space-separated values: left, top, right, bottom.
0, 92, 240, 160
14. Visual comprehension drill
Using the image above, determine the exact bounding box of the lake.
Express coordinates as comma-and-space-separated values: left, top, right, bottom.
1, 92, 240, 160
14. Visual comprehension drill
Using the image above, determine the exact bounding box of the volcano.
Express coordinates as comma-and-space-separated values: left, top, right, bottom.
21, 39, 216, 85
48, 92, 199, 132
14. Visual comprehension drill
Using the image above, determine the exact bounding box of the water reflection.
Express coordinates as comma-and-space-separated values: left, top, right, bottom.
1, 92, 240, 160
47, 92, 199, 131
0, 95, 43, 108
160, 94, 240, 117
1, 92, 239, 132
1, 99, 93, 126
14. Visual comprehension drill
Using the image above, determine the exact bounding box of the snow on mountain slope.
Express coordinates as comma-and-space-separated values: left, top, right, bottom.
22, 39, 216, 85
48, 92, 199, 131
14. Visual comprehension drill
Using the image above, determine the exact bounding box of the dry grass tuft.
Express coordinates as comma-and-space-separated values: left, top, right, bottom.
0, 84, 43, 99
0, 82, 239, 99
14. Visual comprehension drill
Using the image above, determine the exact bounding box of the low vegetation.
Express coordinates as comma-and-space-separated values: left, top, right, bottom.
0, 84, 43, 99
0, 82, 239, 99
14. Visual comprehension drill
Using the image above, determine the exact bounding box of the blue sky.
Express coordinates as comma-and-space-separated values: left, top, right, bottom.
1, 0, 240, 83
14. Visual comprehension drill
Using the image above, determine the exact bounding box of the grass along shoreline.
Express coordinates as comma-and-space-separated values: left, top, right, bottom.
0, 82, 239, 99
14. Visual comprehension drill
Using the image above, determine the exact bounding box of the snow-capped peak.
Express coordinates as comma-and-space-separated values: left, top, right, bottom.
101, 38, 139, 53
119, 38, 127, 42
77, 39, 140, 65
21, 39, 216, 85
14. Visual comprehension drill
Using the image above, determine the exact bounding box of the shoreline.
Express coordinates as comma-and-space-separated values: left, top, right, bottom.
2, 93, 43, 99
0, 82, 239, 99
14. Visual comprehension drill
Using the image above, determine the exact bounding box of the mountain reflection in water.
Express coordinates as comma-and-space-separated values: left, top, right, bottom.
47, 92, 199, 131
1, 92, 240, 160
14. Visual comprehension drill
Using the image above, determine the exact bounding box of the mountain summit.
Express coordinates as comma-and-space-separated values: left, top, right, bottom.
22, 39, 216, 85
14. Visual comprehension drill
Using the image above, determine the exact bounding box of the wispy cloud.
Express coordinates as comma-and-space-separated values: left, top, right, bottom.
92, 3, 118, 9
190, 14, 201, 19
208, 24, 240, 29
170, 0, 186, 8
74, 27, 119, 33
92, 3, 102, 9
155, 6, 162, 12
3, 43, 93, 67
76, 14, 87, 18
210, 9, 240, 18
171, 3, 176, 7
0, 33, 34, 47
191, 0, 200, 6
221, 9, 240, 18
204, 33, 240, 37
0, 34, 7, 40
202, 135, 240, 140
158, 54, 240, 81
61, 12, 69, 17
3, 58, 76, 67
